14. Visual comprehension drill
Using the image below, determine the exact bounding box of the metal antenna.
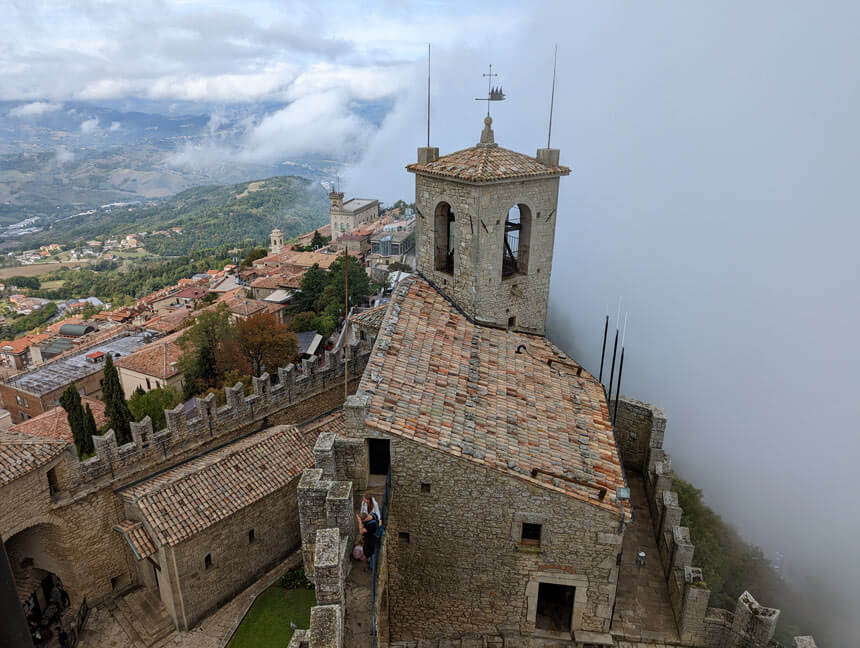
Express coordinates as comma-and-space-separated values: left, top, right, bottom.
427, 43, 431, 147
613, 313, 628, 424
547, 44, 558, 149
598, 305, 608, 384
606, 297, 621, 403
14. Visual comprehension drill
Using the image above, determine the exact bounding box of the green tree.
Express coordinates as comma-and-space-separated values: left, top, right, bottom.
59, 384, 91, 457
128, 386, 182, 431
82, 403, 98, 454
102, 353, 133, 444
177, 303, 235, 398
321, 255, 372, 317
293, 264, 329, 313
310, 230, 329, 250
235, 312, 299, 376
9, 276, 40, 290
242, 247, 269, 266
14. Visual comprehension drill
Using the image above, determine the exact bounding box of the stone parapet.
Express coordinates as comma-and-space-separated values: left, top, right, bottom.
63, 340, 369, 491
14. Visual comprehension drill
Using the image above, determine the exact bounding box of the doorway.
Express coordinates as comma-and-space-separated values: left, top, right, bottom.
535, 582, 575, 632
367, 438, 390, 475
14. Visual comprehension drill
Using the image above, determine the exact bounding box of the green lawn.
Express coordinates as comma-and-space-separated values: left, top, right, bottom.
228, 586, 316, 648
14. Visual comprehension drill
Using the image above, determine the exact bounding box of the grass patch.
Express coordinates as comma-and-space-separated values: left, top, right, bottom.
227, 585, 316, 648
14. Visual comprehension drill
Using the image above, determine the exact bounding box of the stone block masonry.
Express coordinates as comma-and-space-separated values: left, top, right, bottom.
0, 339, 367, 613
613, 395, 815, 648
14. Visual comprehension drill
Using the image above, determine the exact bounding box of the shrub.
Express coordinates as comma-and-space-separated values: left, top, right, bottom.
278, 567, 313, 590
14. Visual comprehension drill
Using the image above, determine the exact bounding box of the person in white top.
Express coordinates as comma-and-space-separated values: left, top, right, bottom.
359, 495, 381, 524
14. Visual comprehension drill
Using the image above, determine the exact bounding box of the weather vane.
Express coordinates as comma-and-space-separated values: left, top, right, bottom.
475, 64, 506, 116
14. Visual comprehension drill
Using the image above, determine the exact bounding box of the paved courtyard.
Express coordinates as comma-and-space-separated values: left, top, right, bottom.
611, 474, 679, 642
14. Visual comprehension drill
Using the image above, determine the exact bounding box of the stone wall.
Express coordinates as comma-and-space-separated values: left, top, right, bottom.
613, 396, 814, 648
0, 339, 367, 614
413, 170, 562, 335
343, 396, 622, 640
160, 480, 301, 630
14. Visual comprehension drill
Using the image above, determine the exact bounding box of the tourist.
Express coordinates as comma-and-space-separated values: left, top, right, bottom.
357, 512, 379, 569
360, 494, 382, 525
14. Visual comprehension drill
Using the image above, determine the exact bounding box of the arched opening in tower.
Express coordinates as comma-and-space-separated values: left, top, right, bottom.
434, 201, 455, 274
503, 204, 531, 277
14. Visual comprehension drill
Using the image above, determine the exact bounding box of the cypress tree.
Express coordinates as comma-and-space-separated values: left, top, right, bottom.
82, 403, 97, 456
59, 385, 86, 457
102, 353, 133, 444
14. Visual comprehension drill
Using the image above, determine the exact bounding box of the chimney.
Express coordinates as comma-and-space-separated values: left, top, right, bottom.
536, 148, 560, 167
417, 147, 439, 164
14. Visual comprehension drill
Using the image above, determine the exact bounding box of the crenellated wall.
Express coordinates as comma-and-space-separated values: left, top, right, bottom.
613, 396, 814, 648
54, 341, 369, 496
2, 339, 368, 611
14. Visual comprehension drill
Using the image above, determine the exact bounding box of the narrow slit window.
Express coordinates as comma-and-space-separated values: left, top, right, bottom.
204, 553, 212, 569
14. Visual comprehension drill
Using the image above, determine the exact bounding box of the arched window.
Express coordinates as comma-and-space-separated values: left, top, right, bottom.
434, 202, 455, 274
502, 204, 532, 277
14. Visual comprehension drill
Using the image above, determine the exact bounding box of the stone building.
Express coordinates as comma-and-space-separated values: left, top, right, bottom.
407, 116, 569, 335
116, 424, 315, 630
0, 333, 149, 423
329, 192, 379, 240
116, 331, 184, 395
271, 227, 285, 254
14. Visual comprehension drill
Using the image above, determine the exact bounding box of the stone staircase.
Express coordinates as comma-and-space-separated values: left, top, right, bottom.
109, 587, 176, 648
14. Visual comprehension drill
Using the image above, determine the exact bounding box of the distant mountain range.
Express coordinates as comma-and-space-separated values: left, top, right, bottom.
0, 98, 390, 229
14, 175, 331, 256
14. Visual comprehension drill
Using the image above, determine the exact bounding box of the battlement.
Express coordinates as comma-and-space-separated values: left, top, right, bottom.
61, 339, 370, 493
613, 396, 813, 648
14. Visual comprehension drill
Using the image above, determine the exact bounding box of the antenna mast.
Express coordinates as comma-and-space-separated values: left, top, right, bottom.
427, 43, 431, 147
547, 44, 558, 149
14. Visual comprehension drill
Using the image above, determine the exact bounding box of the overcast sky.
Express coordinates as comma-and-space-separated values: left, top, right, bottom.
4, 0, 859, 638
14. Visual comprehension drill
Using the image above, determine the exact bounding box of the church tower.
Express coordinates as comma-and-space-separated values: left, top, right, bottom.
270, 228, 284, 254
407, 116, 569, 335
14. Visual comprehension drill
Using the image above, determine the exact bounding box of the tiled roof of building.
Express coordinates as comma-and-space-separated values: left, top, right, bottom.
224, 296, 268, 317
350, 303, 389, 333
119, 425, 315, 546
0, 433, 67, 486
143, 308, 193, 334
407, 121, 570, 184
358, 277, 626, 514
113, 520, 157, 560
0, 333, 51, 356
116, 332, 182, 380
408, 145, 569, 183
9, 396, 106, 443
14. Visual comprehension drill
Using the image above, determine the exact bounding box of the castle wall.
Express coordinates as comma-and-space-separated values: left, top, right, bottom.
414, 174, 561, 335
163, 479, 301, 630
0, 343, 369, 617
342, 419, 621, 640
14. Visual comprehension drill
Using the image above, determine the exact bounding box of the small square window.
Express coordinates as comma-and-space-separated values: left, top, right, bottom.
204, 553, 212, 569
521, 523, 542, 546
398, 532, 410, 543
420, 483, 431, 493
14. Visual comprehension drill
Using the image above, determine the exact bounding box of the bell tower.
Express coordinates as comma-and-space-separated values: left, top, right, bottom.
269, 228, 284, 254
407, 116, 569, 335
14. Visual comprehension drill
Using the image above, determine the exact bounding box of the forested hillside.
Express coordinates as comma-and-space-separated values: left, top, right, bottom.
23, 175, 329, 255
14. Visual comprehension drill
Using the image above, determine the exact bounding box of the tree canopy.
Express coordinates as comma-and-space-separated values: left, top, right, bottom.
102, 353, 133, 444
60, 384, 92, 457
234, 312, 298, 376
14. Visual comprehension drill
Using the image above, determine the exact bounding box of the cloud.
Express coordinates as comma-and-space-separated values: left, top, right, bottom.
80, 117, 99, 134
8, 101, 61, 118
55, 146, 75, 164
109, 121, 120, 131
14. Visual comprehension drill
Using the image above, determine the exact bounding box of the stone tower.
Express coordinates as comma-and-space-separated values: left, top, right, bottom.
407, 116, 570, 335
270, 228, 284, 254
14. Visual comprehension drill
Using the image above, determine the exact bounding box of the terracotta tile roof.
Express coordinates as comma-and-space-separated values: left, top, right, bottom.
116, 332, 182, 380
10, 396, 106, 443
0, 433, 67, 486
113, 520, 157, 560
144, 308, 193, 334
358, 277, 627, 514
0, 333, 51, 356
224, 296, 268, 317
407, 145, 570, 184
350, 303, 389, 333
119, 425, 315, 546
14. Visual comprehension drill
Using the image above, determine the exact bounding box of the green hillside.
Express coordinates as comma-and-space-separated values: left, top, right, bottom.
26, 175, 329, 256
